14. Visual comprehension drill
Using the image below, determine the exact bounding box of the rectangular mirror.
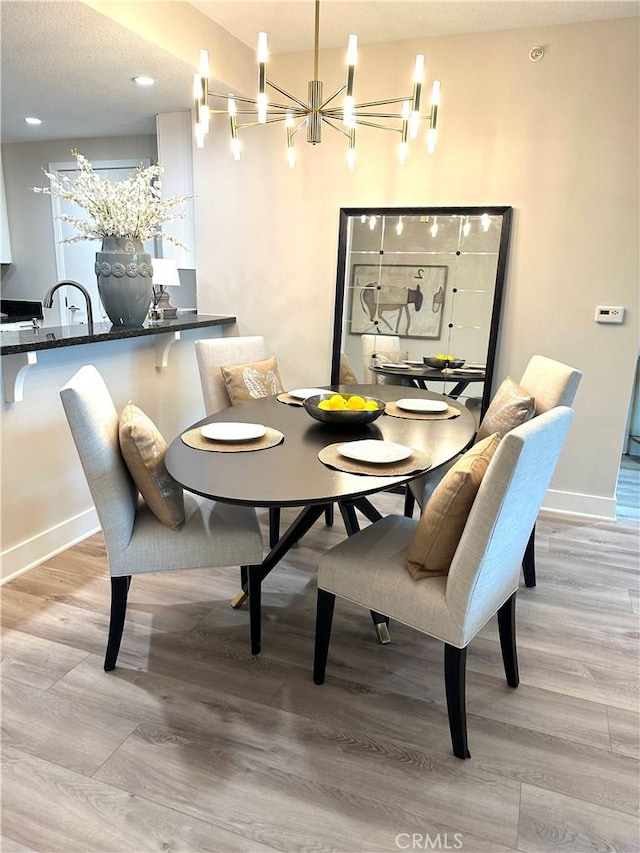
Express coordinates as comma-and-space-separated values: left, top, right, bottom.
331, 206, 512, 415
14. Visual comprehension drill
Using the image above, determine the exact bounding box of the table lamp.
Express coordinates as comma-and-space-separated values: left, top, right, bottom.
152, 259, 180, 319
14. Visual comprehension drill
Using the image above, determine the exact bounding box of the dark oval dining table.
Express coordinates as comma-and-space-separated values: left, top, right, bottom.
165, 383, 476, 653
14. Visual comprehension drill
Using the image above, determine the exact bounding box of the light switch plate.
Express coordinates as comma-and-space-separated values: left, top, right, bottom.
595, 305, 625, 324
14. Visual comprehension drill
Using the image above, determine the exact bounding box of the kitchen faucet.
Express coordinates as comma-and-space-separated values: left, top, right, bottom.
43, 280, 94, 334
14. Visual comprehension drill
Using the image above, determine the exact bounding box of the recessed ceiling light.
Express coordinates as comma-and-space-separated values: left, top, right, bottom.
132, 76, 155, 87
24, 116, 42, 125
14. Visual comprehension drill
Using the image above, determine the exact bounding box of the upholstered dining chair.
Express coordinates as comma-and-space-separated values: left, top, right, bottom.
60, 365, 264, 671
408, 354, 583, 587
313, 406, 574, 759
361, 334, 409, 385
195, 335, 333, 551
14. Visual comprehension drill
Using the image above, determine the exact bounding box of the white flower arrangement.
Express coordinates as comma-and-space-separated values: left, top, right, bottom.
32, 150, 191, 247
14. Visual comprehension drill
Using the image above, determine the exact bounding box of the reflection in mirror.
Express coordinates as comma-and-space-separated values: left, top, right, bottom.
331, 206, 512, 416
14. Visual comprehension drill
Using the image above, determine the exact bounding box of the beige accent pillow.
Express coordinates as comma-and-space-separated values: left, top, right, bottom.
405, 433, 500, 578
476, 377, 535, 441
339, 353, 358, 385
221, 356, 284, 406
119, 402, 185, 530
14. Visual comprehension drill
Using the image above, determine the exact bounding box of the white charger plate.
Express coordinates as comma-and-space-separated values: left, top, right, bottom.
404, 360, 425, 366
395, 398, 448, 414
288, 387, 328, 400
201, 422, 266, 442
338, 439, 413, 464
381, 362, 410, 369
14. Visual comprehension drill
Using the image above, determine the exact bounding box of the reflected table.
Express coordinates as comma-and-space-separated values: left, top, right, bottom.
166, 384, 476, 653
373, 365, 486, 398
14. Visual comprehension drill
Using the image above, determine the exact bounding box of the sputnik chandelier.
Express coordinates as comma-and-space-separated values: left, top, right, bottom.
193, 0, 440, 168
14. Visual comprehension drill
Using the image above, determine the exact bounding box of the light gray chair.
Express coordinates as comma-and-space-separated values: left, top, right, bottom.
195, 335, 333, 552
361, 333, 410, 386
60, 365, 264, 671
314, 406, 574, 758
195, 335, 271, 416
409, 354, 583, 586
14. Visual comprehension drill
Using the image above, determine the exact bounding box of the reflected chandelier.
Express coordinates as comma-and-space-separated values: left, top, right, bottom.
193, 0, 440, 168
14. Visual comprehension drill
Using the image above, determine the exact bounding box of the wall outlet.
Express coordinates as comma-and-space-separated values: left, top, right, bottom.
595, 305, 625, 324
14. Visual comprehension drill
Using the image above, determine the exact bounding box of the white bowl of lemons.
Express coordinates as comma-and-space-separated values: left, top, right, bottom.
303, 393, 386, 426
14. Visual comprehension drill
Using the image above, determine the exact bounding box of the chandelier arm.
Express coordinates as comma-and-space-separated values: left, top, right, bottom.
321, 117, 352, 139
237, 116, 291, 129
319, 83, 347, 110
352, 97, 409, 109
266, 80, 309, 110
291, 119, 307, 139
353, 119, 403, 133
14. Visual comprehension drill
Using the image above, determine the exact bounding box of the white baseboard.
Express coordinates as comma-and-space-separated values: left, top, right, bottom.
543, 488, 616, 521
1, 508, 100, 584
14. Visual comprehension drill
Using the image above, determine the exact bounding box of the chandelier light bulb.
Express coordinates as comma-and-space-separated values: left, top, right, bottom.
430, 215, 439, 238
413, 54, 425, 84
257, 93, 268, 124
195, 123, 206, 148
199, 49, 210, 78
463, 216, 471, 237
257, 32, 268, 63
481, 213, 490, 231
369, 215, 377, 230
396, 217, 404, 236
426, 127, 437, 154
347, 34, 358, 66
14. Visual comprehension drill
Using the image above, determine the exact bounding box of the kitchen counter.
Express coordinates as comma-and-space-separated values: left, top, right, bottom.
0, 313, 235, 355
1, 313, 237, 402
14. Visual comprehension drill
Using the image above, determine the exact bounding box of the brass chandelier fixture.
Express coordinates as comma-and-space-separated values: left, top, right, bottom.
193, 0, 440, 168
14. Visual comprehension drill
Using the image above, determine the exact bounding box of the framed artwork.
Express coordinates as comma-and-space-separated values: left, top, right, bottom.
348, 263, 448, 338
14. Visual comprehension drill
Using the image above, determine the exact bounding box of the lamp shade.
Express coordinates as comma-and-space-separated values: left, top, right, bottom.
152, 258, 180, 288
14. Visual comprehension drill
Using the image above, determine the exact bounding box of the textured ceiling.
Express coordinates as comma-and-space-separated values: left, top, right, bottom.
1, 0, 637, 143
192, 1, 639, 52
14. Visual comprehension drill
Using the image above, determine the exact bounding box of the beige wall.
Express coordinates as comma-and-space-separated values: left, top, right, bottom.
194, 16, 639, 518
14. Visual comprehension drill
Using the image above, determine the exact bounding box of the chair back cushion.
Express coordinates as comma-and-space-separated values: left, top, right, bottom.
60, 365, 138, 555
519, 354, 583, 413
405, 433, 500, 578
476, 377, 535, 441
221, 356, 284, 405
195, 336, 269, 414
446, 407, 574, 644
339, 353, 358, 384
119, 402, 185, 530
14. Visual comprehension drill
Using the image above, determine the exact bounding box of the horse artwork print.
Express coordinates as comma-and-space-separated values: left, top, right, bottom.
348, 264, 448, 338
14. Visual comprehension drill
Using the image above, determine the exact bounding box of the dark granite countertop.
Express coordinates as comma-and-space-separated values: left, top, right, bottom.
0, 313, 236, 355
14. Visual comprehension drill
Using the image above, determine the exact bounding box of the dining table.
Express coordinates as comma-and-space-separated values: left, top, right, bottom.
373, 363, 486, 398
165, 383, 476, 654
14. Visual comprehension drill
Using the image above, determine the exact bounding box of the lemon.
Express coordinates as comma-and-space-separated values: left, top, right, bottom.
317, 400, 331, 410
328, 394, 347, 410
363, 400, 379, 411
436, 353, 447, 360
346, 395, 366, 411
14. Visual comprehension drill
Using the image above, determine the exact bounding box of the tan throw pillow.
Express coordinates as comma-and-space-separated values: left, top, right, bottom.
221, 356, 284, 405
476, 377, 535, 442
119, 402, 185, 530
405, 433, 500, 579
339, 353, 358, 385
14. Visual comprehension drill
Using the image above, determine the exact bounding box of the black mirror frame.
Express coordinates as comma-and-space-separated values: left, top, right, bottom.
330, 205, 513, 416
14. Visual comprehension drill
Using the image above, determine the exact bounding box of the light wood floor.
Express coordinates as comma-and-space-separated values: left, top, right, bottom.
2, 475, 639, 852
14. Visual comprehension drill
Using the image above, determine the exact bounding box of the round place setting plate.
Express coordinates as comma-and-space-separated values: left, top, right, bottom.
287, 387, 329, 400
337, 439, 413, 465
201, 422, 267, 442
395, 398, 449, 414
380, 362, 410, 369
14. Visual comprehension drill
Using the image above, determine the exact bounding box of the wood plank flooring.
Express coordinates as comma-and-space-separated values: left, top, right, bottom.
2, 473, 639, 853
